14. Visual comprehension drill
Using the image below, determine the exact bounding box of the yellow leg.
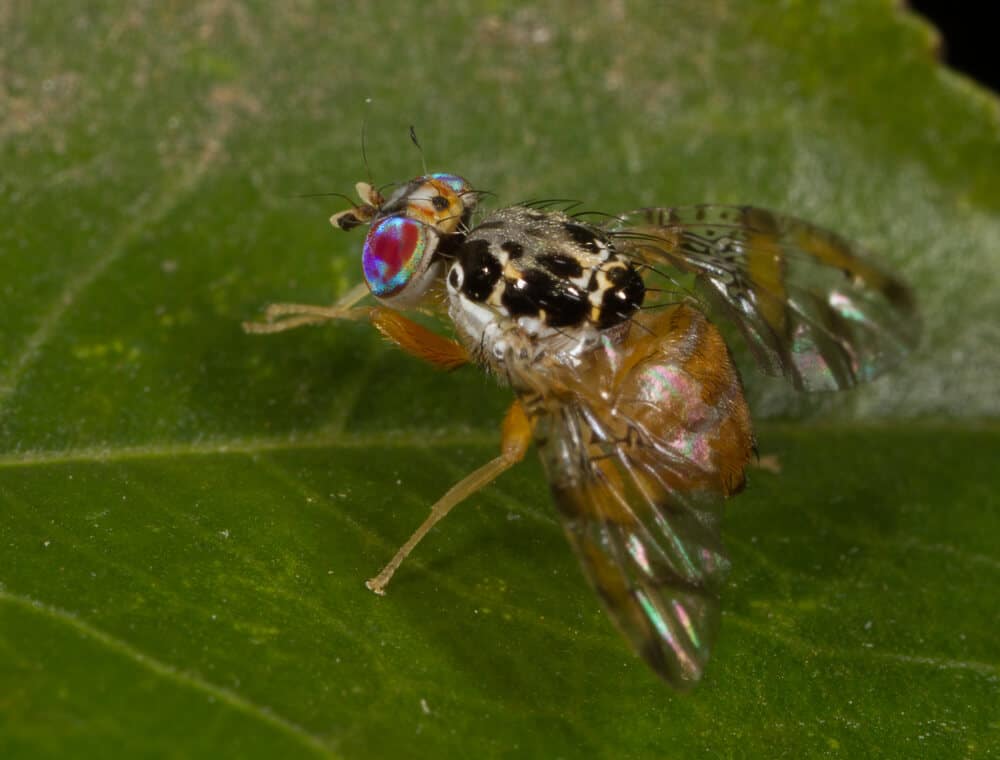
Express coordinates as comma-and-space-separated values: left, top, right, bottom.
752, 454, 782, 474
366, 400, 534, 595
369, 308, 470, 371
244, 285, 469, 371
242, 282, 371, 334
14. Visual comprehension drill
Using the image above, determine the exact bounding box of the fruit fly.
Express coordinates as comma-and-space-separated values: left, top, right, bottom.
245, 171, 918, 689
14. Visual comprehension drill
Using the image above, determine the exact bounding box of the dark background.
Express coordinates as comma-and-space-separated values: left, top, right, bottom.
909, 2, 1000, 91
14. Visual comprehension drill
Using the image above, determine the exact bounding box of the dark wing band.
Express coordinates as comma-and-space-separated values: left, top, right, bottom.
535, 400, 729, 687
609, 205, 919, 391
513, 305, 754, 687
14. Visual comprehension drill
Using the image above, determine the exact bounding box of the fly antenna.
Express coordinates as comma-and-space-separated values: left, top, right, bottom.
296, 191, 357, 203
409, 125, 428, 175
361, 112, 374, 188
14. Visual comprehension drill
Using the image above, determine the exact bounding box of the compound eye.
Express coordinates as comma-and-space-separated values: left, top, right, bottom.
430, 173, 474, 199
363, 216, 440, 307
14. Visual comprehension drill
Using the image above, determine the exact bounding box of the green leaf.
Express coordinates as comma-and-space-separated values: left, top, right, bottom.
2, 2, 997, 758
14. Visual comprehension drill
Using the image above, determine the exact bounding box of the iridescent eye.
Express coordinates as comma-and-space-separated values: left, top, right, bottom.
429, 173, 473, 199
362, 216, 441, 307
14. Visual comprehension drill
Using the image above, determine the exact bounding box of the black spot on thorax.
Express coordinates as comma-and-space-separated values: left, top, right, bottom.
537, 252, 584, 278
563, 222, 602, 252
471, 220, 506, 231
459, 239, 502, 302
501, 241, 524, 258
544, 284, 589, 327
597, 265, 646, 329
501, 269, 548, 318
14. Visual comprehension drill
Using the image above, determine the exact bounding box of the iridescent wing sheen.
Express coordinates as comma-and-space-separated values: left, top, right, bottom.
533, 401, 729, 688
608, 206, 919, 391
512, 306, 754, 688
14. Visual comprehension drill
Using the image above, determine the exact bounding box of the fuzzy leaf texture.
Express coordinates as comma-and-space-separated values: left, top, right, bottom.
1, 2, 998, 758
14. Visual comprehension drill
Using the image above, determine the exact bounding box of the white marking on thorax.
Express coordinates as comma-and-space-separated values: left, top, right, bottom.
448, 288, 602, 374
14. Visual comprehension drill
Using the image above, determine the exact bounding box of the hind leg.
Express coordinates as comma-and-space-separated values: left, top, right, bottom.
366, 400, 533, 595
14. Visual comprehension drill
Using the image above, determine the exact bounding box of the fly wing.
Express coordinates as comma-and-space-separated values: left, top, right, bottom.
534, 400, 730, 688
608, 206, 919, 391
513, 305, 754, 688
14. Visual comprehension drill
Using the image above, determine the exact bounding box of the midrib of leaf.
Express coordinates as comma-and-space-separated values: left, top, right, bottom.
3, 425, 998, 757
0, 443, 620, 652
2, 421, 997, 469
3, 5, 999, 756
3, 428, 996, 677
2, 485, 995, 742
0, 430, 501, 469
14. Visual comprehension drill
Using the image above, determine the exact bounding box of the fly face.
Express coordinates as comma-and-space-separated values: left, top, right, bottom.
330, 173, 478, 233
378, 173, 478, 234
331, 173, 479, 309
246, 170, 918, 689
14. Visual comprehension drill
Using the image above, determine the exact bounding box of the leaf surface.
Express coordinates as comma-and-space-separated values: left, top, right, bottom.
2, 2, 998, 757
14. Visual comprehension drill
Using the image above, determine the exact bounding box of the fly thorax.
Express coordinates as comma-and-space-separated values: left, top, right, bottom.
445, 206, 645, 377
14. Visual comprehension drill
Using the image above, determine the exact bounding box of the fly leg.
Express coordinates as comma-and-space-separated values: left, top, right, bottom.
244, 283, 469, 371
366, 400, 533, 595
752, 454, 782, 474
242, 282, 372, 333
367, 308, 469, 371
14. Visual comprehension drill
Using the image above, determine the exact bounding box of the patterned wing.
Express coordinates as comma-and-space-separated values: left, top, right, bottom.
608, 206, 919, 391
513, 305, 754, 688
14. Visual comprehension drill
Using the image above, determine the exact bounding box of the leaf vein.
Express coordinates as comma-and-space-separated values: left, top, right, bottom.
731, 617, 999, 677
0, 94, 242, 412
0, 430, 500, 468
0, 588, 337, 757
